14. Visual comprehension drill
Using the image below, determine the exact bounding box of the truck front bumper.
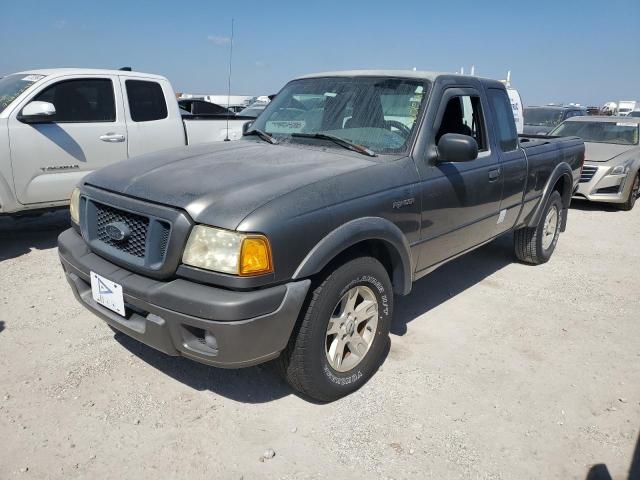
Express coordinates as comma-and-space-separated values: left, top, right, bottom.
58, 228, 310, 368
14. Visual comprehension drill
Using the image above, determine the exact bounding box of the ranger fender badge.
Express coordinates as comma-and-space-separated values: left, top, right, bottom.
392, 198, 415, 209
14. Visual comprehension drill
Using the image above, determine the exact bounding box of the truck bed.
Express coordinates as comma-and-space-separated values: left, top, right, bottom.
182, 114, 252, 144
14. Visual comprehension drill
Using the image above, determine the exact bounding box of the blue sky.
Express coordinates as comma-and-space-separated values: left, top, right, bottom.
2, 0, 639, 106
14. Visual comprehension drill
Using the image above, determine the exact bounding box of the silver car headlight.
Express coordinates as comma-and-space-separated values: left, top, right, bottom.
609, 165, 629, 176
182, 225, 273, 276
69, 187, 81, 224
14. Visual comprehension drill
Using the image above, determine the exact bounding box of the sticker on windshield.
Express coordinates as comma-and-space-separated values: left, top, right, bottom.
21, 74, 45, 82
616, 122, 637, 127
266, 120, 305, 134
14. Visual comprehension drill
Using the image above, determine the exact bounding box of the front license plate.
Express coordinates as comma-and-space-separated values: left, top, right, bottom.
90, 271, 125, 317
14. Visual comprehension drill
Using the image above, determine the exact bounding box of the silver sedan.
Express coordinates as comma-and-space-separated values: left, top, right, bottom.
550, 116, 640, 210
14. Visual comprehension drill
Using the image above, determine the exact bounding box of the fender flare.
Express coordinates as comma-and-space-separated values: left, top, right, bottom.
292, 217, 413, 295
526, 162, 573, 231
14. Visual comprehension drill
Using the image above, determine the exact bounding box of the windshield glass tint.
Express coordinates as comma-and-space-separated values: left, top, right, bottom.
524, 108, 564, 127
551, 121, 639, 145
0, 73, 45, 114
250, 76, 430, 154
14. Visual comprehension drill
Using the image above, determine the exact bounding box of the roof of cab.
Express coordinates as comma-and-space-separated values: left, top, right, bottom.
293, 69, 498, 84
13, 68, 167, 80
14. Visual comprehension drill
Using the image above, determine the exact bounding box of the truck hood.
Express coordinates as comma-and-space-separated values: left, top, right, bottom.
83, 140, 376, 229
584, 142, 639, 163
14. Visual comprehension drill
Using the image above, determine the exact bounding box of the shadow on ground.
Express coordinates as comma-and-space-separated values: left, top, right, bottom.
114, 233, 514, 403
585, 431, 640, 480
570, 199, 621, 212
392, 233, 514, 335
115, 329, 390, 404
0, 210, 70, 261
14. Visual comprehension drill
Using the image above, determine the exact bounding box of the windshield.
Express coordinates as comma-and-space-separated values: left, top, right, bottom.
551, 121, 639, 145
524, 108, 565, 127
0, 73, 46, 114
250, 76, 430, 154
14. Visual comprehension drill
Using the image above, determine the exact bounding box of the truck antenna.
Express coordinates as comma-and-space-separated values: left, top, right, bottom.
224, 18, 234, 142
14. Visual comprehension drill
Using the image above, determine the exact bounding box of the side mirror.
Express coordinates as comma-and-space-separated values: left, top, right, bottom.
18, 101, 56, 124
242, 121, 253, 135
437, 133, 478, 163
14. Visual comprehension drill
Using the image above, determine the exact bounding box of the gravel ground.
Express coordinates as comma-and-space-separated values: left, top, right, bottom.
0, 202, 639, 480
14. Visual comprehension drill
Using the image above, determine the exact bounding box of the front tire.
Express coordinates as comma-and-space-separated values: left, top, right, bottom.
618, 173, 639, 211
514, 190, 563, 265
279, 256, 393, 402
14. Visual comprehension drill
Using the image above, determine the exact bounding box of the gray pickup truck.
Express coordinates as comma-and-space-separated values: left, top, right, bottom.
58, 70, 584, 401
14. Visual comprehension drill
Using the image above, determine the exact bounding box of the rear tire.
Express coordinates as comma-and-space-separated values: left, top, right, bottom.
618, 173, 639, 211
514, 190, 563, 265
279, 256, 392, 402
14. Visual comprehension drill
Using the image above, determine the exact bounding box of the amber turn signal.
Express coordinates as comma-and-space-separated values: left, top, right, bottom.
239, 236, 273, 276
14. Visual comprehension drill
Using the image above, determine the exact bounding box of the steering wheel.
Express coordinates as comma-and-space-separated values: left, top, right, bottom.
385, 120, 412, 139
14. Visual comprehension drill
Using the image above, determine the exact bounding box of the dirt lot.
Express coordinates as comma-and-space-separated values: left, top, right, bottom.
0, 202, 638, 480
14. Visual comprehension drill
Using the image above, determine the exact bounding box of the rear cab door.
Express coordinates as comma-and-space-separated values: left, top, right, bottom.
413, 79, 505, 271
119, 75, 185, 157
486, 87, 527, 233
7, 73, 127, 205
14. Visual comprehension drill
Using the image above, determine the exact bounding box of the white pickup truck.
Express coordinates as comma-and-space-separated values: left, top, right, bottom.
0, 68, 250, 215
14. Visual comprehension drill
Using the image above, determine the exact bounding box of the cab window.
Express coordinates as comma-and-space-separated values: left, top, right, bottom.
488, 89, 518, 151
435, 95, 487, 151
34, 79, 115, 123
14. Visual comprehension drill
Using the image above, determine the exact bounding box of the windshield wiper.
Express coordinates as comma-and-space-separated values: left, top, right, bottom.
244, 128, 278, 144
291, 132, 377, 157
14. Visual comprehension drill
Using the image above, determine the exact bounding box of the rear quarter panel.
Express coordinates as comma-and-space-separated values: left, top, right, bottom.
518, 136, 584, 224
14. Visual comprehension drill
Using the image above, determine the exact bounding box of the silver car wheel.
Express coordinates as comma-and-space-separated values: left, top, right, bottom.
542, 204, 559, 250
325, 285, 379, 373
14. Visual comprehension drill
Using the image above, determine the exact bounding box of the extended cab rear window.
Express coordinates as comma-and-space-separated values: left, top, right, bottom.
488, 89, 518, 151
126, 80, 168, 122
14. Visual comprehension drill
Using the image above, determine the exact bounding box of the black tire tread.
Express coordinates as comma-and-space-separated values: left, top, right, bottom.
278, 256, 388, 401
514, 190, 562, 265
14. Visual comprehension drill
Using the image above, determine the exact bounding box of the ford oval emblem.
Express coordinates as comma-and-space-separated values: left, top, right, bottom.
105, 222, 130, 242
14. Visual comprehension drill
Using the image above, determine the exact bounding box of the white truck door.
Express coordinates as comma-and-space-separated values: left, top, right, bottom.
7, 75, 128, 205
119, 76, 185, 157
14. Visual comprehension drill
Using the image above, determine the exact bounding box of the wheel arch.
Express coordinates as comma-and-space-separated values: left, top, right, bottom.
526, 162, 573, 231
292, 217, 413, 296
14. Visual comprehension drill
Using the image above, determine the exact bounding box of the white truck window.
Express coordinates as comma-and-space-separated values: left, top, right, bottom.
125, 80, 168, 122
34, 79, 115, 122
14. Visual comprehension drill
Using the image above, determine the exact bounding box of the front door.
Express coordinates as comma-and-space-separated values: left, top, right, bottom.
416, 87, 504, 272
8, 75, 127, 205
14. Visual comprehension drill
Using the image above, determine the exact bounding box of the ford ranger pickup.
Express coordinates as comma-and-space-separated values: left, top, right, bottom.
58, 70, 585, 401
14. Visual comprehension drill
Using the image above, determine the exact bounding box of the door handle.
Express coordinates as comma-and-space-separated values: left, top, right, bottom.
488, 167, 502, 181
99, 133, 126, 143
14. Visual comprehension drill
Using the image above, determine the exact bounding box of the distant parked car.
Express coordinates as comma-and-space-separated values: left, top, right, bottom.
523, 106, 587, 135
627, 111, 640, 118
178, 98, 234, 116
237, 102, 268, 118
617, 101, 638, 117
551, 116, 640, 210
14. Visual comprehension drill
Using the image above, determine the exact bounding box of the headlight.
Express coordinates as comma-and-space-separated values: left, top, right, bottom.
609, 165, 629, 176
69, 187, 81, 224
182, 225, 273, 276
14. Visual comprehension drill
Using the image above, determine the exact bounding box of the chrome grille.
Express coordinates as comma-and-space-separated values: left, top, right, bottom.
580, 165, 598, 183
